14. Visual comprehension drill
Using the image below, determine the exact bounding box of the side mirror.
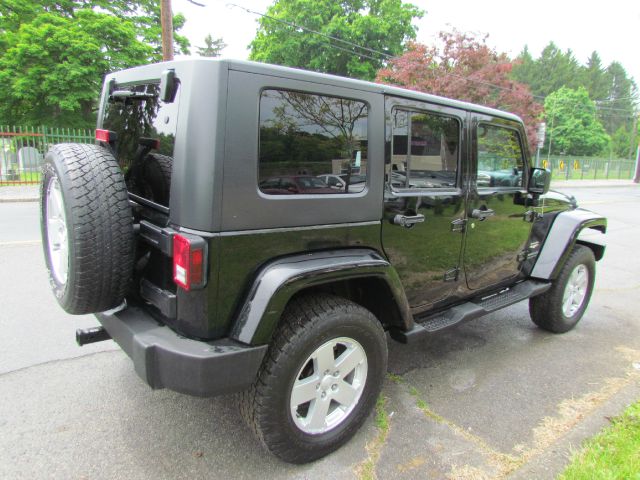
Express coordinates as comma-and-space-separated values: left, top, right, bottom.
528, 167, 551, 195
160, 69, 179, 103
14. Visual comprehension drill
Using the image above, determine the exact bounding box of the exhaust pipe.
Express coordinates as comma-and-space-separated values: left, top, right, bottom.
76, 326, 111, 346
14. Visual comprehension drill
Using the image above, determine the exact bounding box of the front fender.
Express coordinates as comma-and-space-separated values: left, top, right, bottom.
530, 208, 606, 280
229, 249, 412, 345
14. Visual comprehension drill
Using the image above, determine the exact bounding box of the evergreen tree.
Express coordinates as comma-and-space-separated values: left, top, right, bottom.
582, 52, 610, 101
196, 34, 227, 57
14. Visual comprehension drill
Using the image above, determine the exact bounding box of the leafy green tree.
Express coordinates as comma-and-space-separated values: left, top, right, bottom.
611, 126, 632, 158
0, 11, 153, 127
544, 87, 610, 156
249, 0, 423, 80
0, 1, 190, 57
197, 34, 227, 57
0, 0, 190, 127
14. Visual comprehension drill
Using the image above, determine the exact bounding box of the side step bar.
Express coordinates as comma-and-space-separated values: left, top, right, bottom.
390, 280, 551, 344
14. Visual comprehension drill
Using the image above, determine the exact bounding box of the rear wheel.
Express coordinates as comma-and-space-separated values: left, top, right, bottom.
240, 294, 387, 463
529, 245, 595, 333
41, 143, 134, 314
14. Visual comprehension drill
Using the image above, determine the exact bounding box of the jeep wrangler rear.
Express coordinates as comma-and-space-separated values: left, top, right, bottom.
40, 59, 606, 463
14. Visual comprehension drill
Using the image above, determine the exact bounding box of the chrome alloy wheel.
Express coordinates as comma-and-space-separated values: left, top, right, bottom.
562, 264, 589, 318
46, 176, 69, 285
290, 337, 368, 435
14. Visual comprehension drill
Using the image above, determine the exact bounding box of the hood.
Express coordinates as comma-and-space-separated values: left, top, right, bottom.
543, 189, 578, 210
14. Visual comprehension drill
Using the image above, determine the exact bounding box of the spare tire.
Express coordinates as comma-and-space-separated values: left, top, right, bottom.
127, 153, 172, 207
40, 143, 134, 314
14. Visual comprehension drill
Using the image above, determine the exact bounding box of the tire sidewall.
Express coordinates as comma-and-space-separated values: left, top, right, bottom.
265, 310, 386, 456
41, 149, 77, 308
557, 249, 595, 326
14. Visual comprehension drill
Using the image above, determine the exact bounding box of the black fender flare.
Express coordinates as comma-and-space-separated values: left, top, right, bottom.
229, 249, 412, 345
530, 208, 606, 280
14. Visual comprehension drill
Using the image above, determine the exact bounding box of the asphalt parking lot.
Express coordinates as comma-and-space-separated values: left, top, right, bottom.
1, 184, 639, 479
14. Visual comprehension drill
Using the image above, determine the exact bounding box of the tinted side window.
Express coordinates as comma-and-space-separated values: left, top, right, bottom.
259, 90, 368, 195
391, 109, 459, 189
477, 124, 524, 188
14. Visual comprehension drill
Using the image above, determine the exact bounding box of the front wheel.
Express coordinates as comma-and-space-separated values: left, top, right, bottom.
240, 294, 387, 463
529, 245, 596, 333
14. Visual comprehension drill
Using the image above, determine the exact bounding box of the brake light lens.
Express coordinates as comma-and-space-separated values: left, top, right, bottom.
173, 234, 205, 291
95, 129, 110, 142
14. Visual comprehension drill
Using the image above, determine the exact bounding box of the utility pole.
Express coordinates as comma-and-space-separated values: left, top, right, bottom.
160, 0, 174, 61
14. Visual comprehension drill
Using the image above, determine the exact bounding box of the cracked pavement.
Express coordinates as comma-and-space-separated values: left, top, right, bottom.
1, 185, 639, 479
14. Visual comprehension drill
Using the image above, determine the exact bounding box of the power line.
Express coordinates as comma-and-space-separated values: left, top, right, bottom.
220, 0, 637, 117
226, 2, 391, 61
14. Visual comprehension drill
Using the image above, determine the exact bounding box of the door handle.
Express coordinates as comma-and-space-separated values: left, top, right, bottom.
392, 214, 425, 228
471, 208, 495, 221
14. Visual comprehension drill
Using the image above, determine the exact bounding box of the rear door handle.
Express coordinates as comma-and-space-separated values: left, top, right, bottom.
393, 214, 425, 228
471, 208, 495, 220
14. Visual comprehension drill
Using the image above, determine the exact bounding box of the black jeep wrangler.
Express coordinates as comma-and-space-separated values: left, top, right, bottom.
40, 59, 606, 463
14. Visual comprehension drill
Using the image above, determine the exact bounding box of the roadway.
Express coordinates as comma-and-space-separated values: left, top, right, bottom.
0, 185, 639, 479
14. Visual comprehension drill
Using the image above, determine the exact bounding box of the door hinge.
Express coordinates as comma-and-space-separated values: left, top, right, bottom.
443, 267, 459, 282
524, 210, 541, 223
450, 218, 467, 233
517, 250, 538, 262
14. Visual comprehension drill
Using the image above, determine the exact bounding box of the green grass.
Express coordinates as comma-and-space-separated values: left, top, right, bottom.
559, 400, 640, 480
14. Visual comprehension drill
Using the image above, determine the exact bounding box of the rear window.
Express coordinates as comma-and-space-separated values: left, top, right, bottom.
102, 82, 180, 206
258, 89, 368, 195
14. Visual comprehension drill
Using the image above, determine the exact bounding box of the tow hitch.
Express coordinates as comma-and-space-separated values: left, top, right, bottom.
76, 326, 111, 346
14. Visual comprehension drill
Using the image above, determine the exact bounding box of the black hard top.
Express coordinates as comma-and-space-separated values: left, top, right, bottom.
113, 58, 523, 124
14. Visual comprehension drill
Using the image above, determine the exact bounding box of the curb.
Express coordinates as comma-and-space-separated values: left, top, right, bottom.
551, 182, 637, 189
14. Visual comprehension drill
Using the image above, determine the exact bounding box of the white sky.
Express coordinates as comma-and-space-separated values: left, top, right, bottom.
174, 0, 639, 87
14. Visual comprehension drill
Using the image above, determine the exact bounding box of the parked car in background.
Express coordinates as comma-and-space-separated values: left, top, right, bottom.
317, 173, 366, 193
259, 175, 336, 194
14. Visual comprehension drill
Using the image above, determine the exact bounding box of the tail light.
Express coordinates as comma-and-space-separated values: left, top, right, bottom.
173, 233, 207, 291
95, 129, 111, 142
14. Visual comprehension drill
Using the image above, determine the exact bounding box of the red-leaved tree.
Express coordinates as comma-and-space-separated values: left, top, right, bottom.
376, 30, 542, 152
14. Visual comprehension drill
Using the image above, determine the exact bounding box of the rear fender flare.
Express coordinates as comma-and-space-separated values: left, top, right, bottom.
229, 249, 412, 345
530, 208, 606, 280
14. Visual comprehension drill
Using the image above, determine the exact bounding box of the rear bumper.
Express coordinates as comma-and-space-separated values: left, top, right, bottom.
95, 306, 267, 397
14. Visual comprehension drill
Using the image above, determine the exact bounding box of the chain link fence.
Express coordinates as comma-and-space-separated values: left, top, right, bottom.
0, 126, 94, 186
538, 155, 636, 181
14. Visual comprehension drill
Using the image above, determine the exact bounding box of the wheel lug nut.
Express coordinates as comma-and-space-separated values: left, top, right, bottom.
331, 384, 337, 391
321, 391, 326, 399
333, 371, 339, 377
